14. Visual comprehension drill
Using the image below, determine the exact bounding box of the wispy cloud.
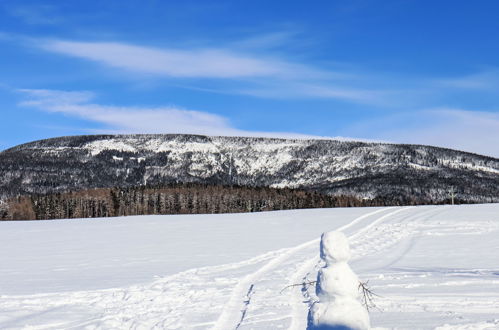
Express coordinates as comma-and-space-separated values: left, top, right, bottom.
27, 36, 499, 109
18, 89, 238, 135
0, 32, 10, 40
436, 69, 499, 90
238, 82, 397, 106
232, 32, 299, 50
17, 89, 498, 156
17, 89, 330, 139
346, 108, 499, 158
32, 38, 396, 106
4, 4, 60, 25
37, 39, 321, 79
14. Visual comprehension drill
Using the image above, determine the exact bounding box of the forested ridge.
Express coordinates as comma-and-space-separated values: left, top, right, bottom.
1, 134, 498, 220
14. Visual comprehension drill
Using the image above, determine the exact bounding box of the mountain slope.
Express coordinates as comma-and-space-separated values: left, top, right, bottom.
0, 134, 498, 204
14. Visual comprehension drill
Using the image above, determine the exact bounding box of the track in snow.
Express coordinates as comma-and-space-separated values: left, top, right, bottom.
228, 206, 455, 329
214, 206, 416, 330
1, 204, 498, 329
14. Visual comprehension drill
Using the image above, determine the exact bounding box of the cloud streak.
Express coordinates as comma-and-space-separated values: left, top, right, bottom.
17, 89, 328, 139
38, 39, 320, 79
4, 4, 60, 25
238, 82, 397, 106
436, 70, 499, 90
346, 108, 499, 158
17, 89, 499, 157
33, 38, 395, 106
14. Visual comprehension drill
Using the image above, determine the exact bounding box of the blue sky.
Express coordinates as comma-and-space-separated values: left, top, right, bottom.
1, 0, 499, 156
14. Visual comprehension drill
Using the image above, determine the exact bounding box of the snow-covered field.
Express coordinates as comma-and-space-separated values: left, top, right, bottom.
0, 204, 498, 329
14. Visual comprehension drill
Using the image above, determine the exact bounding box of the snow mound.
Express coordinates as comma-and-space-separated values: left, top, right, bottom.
316, 263, 360, 298
320, 231, 352, 264
309, 231, 370, 330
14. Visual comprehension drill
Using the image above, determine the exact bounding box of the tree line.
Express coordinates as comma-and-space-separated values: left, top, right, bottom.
0, 183, 407, 220
1, 183, 469, 221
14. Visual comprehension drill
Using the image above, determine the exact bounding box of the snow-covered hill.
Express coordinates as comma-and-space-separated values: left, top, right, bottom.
0, 204, 498, 329
1, 134, 498, 204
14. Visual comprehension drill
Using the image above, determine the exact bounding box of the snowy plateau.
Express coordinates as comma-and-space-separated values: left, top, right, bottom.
1, 204, 498, 329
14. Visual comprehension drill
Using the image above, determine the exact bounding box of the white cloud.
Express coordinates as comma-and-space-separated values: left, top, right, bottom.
5, 4, 60, 25
239, 82, 396, 106
33, 39, 397, 106
17, 90, 499, 157
19, 89, 95, 106
19, 89, 236, 135
437, 70, 499, 90
37, 40, 322, 79
348, 108, 499, 158
233, 32, 298, 49
10, 32, 499, 110
17, 89, 330, 140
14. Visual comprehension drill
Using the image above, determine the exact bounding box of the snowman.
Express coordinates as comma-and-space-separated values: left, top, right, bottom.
308, 231, 370, 330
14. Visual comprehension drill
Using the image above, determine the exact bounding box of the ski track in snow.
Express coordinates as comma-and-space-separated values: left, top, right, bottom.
1, 205, 499, 329
213, 207, 397, 330
287, 206, 417, 330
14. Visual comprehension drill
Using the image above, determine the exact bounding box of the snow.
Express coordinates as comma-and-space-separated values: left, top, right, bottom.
319, 231, 352, 264
85, 138, 222, 156
0, 204, 498, 329
409, 163, 434, 171
316, 262, 359, 297
85, 139, 138, 156
310, 231, 370, 329
19, 135, 497, 206
439, 158, 499, 175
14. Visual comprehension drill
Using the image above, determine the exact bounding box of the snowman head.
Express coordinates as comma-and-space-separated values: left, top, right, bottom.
320, 231, 351, 265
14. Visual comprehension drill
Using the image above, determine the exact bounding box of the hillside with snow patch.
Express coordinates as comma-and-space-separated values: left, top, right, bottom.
1, 134, 498, 206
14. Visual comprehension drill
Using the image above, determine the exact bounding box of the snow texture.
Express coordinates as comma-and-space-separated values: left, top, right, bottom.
310, 231, 370, 330
320, 231, 352, 264
0, 204, 499, 329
